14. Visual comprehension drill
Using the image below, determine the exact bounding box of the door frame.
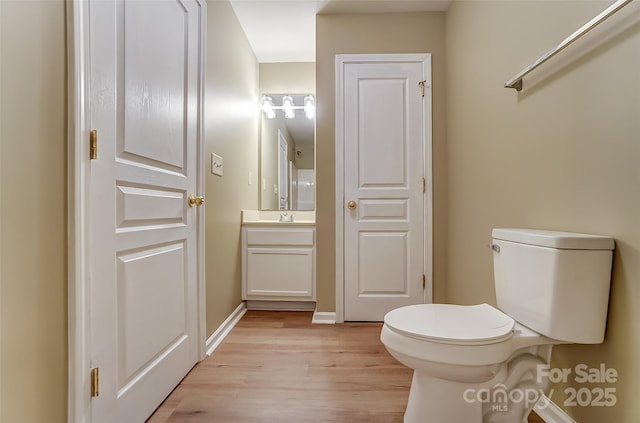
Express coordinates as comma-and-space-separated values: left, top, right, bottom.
66, 1, 207, 421
334, 54, 433, 323
277, 129, 289, 209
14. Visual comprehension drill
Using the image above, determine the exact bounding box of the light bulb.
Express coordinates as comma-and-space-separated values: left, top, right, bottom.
262, 96, 275, 119
282, 95, 295, 119
304, 95, 315, 119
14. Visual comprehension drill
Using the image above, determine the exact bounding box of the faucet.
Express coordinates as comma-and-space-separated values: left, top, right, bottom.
279, 212, 294, 223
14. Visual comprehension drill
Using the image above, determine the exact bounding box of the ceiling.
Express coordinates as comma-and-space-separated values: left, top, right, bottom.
229, 0, 451, 63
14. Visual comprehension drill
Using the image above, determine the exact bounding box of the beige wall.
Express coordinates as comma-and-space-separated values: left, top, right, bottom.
446, 1, 640, 421
259, 62, 315, 94
315, 12, 448, 312
205, 0, 259, 334
0, 2, 3, 415
0, 1, 68, 422
294, 142, 314, 170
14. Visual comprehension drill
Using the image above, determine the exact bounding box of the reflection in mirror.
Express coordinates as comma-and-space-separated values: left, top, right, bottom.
260, 94, 315, 211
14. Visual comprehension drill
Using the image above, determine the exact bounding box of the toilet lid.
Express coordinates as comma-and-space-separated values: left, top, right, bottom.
384, 304, 515, 344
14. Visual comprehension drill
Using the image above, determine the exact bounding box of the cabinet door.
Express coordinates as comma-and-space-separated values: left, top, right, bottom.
246, 247, 314, 299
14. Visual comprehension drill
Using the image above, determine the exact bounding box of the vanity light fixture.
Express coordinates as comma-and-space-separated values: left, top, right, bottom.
261, 95, 315, 120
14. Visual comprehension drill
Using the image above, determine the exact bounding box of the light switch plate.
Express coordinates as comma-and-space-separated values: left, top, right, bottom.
211, 153, 223, 176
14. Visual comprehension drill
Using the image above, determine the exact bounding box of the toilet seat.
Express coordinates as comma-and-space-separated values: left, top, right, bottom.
384, 303, 515, 345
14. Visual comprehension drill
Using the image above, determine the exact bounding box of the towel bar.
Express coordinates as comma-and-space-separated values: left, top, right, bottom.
505, 0, 633, 91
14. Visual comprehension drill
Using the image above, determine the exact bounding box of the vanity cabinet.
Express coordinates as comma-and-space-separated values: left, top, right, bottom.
242, 225, 315, 302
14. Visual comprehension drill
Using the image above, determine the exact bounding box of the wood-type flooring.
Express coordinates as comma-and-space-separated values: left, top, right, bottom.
148, 310, 545, 423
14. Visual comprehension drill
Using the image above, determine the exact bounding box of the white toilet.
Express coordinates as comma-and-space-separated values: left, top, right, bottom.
381, 228, 615, 423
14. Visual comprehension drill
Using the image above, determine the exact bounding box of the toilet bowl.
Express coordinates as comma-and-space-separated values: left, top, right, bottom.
381, 304, 555, 423
380, 229, 615, 423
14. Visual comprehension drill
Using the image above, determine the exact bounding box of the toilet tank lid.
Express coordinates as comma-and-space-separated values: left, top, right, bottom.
492, 228, 614, 250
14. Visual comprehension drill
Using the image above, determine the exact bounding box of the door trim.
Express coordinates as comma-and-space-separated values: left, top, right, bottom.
334, 53, 433, 323
66, 2, 207, 421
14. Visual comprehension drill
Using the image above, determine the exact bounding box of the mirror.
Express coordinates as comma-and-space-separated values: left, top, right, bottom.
259, 94, 315, 211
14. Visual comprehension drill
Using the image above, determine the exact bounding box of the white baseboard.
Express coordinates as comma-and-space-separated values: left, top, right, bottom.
312, 310, 336, 324
534, 395, 576, 423
205, 302, 247, 356
246, 300, 316, 311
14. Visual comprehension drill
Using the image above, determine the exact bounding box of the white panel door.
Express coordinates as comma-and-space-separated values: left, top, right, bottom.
342, 56, 430, 321
89, 0, 204, 421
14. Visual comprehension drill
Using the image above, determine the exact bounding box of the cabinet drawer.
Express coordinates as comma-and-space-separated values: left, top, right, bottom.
246, 228, 314, 246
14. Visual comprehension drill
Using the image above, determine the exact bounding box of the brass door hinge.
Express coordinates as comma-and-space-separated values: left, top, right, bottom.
91, 367, 99, 398
418, 80, 427, 97
422, 274, 426, 289
89, 130, 98, 160
422, 178, 426, 193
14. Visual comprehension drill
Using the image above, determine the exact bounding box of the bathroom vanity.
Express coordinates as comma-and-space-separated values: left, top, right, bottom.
241, 210, 315, 309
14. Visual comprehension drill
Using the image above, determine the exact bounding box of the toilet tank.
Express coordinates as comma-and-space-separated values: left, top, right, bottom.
491, 228, 614, 344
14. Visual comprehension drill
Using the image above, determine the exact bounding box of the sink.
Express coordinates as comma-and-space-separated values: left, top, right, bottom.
241, 210, 315, 225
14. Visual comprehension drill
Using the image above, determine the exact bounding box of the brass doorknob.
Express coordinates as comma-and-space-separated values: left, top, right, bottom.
347, 200, 357, 210
188, 194, 205, 207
